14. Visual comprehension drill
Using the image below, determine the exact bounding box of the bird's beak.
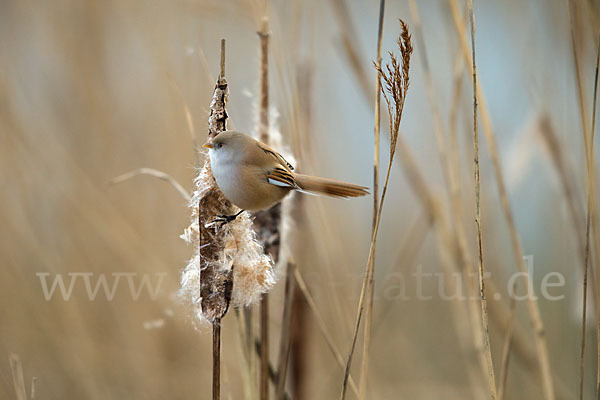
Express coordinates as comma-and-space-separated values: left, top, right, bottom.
203, 142, 214, 149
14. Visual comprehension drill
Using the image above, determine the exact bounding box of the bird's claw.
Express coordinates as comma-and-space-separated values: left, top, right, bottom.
211, 210, 245, 229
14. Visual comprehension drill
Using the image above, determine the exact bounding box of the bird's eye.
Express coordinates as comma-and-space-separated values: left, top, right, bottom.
217, 143, 223, 149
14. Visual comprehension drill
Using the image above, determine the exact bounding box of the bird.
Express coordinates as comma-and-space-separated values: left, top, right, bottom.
203, 131, 368, 223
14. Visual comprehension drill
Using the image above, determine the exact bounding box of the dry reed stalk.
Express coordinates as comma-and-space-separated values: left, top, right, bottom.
213, 321, 222, 400
341, 20, 413, 400
253, 17, 277, 400
331, 6, 486, 394
410, 4, 553, 397
252, 340, 291, 399
467, 1, 497, 398
30, 377, 36, 400
594, 37, 600, 400
537, 116, 600, 398
234, 309, 255, 400
448, 1, 555, 397
9, 353, 27, 400
373, 210, 429, 330
569, 0, 600, 394
334, 0, 487, 354
407, 0, 453, 199
539, 117, 586, 251
107, 168, 191, 202
258, 17, 270, 145
371, 1, 385, 230
288, 62, 313, 400
290, 289, 307, 400
328, 3, 534, 396
329, 0, 372, 102
409, 2, 496, 392
260, 295, 269, 400
486, 283, 571, 399
359, 1, 385, 398
498, 297, 516, 400
246, 308, 258, 399
246, 340, 291, 400
328, 0, 390, 336
275, 262, 295, 400
449, 53, 465, 182
486, 280, 570, 399
396, 136, 489, 399
167, 76, 200, 161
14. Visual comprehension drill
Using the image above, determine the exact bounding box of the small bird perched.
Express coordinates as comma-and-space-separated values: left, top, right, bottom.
203, 131, 368, 221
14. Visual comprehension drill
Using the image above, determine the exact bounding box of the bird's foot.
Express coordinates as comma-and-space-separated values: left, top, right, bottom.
212, 209, 245, 229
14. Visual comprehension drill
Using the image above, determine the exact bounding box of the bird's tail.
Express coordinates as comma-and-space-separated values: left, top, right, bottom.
294, 174, 369, 198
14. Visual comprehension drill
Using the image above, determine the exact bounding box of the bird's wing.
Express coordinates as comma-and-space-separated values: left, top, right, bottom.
256, 142, 295, 171
265, 166, 299, 189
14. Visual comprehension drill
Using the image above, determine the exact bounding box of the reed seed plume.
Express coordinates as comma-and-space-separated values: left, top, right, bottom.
374, 22, 413, 155
342, 18, 412, 400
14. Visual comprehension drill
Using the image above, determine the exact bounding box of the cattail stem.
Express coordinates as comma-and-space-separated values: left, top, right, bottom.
219, 39, 226, 81
204, 37, 229, 400
255, 15, 276, 400
260, 294, 270, 400
258, 17, 270, 143
213, 319, 221, 400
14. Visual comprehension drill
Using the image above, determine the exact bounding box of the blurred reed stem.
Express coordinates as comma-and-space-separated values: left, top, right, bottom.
332, 3, 486, 396
275, 262, 295, 400
448, 0, 555, 397
409, 1, 494, 393
568, 0, 600, 395
235, 309, 256, 400
467, 1, 497, 397
594, 35, 600, 400
107, 168, 191, 202
255, 15, 277, 400
329, 0, 372, 103
9, 354, 27, 400
498, 296, 517, 400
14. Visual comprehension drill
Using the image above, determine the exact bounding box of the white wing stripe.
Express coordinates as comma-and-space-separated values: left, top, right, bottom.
267, 178, 294, 188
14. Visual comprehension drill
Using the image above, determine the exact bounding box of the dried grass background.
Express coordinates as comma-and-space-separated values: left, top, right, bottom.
0, 0, 598, 399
